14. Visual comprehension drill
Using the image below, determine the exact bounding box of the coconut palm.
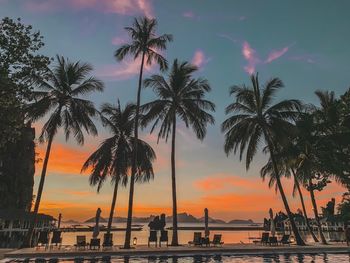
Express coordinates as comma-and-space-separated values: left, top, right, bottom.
141, 59, 215, 245
81, 102, 156, 243
221, 73, 305, 245
114, 17, 172, 248
23, 55, 104, 247
292, 113, 328, 244
261, 145, 319, 242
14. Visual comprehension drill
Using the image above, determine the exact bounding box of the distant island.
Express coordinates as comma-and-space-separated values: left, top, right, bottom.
79, 212, 258, 225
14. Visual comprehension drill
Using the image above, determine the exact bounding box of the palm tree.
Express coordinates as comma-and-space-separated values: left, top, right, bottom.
81, 102, 155, 243
141, 59, 215, 246
261, 145, 319, 242
114, 17, 172, 248
293, 113, 328, 244
23, 55, 104, 247
221, 73, 305, 245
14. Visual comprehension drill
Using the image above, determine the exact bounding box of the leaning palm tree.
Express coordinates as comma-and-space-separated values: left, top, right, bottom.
221, 73, 305, 245
294, 112, 329, 244
23, 55, 104, 247
81, 102, 155, 244
114, 17, 172, 248
141, 59, 215, 245
261, 145, 319, 242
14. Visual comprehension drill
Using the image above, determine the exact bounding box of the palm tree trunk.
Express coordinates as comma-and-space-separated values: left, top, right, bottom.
170, 117, 178, 246
309, 178, 327, 244
292, 169, 318, 242
106, 180, 119, 244
265, 137, 305, 245
22, 132, 54, 248
124, 51, 146, 249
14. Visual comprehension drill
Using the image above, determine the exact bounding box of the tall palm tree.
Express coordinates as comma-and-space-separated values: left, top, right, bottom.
23, 55, 104, 247
261, 146, 319, 242
221, 73, 305, 245
114, 17, 172, 248
81, 102, 156, 243
293, 113, 328, 244
141, 59, 215, 245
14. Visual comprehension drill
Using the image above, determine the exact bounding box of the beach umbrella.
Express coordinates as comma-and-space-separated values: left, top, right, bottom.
269, 208, 276, 237
92, 208, 102, 239
204, 208, 210, 238
57, 213, 62, 229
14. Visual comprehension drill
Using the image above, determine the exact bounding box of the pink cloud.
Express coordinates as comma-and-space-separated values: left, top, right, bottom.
183, 11, 195, 18
265, 47, 289, 63
111, 36, 127, 46
191, 50, 209, 68
24, 0, 153, 17
241, 41, 292, 74
242, 41, 260, 74
96, 57, 154, 80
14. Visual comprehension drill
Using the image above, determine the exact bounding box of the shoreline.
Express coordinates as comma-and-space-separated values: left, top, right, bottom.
4, 243, 350, 259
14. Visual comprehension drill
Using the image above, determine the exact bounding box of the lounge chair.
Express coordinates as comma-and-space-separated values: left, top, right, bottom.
74, 235, 88, 250
210, 234, 224, 247
159, 230, 168, 247
148, 230, 157, 247
89, 238, 100, 250
36, 231, 49, 250
279, 234, 292, 246
269, 236, 278, 246
260, 232, 270, 246
50, 231, 62, 249
188, 232, 202, 246
103, 233, 113, 248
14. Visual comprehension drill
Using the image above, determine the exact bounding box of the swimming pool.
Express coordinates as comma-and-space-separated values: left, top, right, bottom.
3, 253, 350, 263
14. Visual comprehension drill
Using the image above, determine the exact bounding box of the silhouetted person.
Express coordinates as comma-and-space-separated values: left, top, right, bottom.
159, 214, 166, 230
346, 223, 350, 246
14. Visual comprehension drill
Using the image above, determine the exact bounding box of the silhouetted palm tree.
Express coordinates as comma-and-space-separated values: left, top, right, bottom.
261, 145, 319, 242
82, 102, 155, 242
114, 17, 172, 248
24, 55, 104, 247
141, 59, 215, 245
221, 73, 305, 245
293, 113, 328, 244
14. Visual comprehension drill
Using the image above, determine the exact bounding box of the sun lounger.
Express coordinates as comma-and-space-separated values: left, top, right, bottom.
279, 234, 291, 246
89, 238, 100, 250
74, 235, 88, 250
50, 231, 62, 249
103, 233, 113, 248
188, 232, 202, 246
259, 232, 269, 246
210, 234, 224, 246
36, 231, 49, 250
148, 230, 157, 247
269, 236, 278, 246
159, 230, 168, 247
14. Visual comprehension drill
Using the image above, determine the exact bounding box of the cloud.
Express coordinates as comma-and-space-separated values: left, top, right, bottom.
265, 47, 289, 63
241, 41, 291, 74
194, 173, 264, 192
191, 50, 210, 68
111, 36, 127, 46
242, 41, 260, 74
23, 0, 154, 17
36, 143, 93, 175
183, 11, 195, 19
96, 57, 155, 80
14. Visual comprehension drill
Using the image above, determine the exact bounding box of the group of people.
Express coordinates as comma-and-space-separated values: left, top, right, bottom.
148, 214, 166, 231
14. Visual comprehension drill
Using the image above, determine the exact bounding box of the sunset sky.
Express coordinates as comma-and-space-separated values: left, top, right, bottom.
1, 0, 349, 222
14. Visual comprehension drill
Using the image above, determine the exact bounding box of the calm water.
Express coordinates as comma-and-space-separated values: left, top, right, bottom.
4, 254, 350, 262
58, 223, 345, 246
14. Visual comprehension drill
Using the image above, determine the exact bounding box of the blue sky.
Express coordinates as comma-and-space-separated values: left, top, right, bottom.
1, 0, 348, 221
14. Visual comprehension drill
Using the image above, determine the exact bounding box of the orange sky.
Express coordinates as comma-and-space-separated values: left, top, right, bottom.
35, 143, 346, 222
